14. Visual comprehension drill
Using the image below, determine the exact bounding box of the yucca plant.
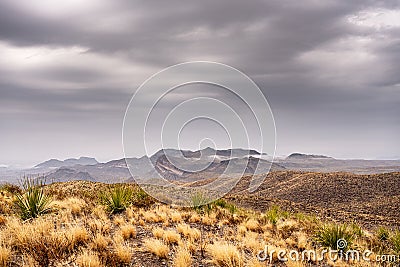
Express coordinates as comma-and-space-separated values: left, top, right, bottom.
15, 178, 52, 220
315, 224, 354, 250
100, 185, 133, 214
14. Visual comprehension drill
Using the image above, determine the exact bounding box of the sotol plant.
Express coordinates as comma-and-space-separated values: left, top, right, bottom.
15, 178, 52, 220
100, 185, 133, 214
315, 224, 354, 250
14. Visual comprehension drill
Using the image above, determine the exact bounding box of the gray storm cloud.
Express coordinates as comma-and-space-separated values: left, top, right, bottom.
0, 0, 399, 166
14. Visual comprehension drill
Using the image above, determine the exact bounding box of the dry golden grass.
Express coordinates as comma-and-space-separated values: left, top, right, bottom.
88, 218, 111, 235
170, 211, 182, 223
207, 241, 244, 267
69, 225, 90, 246
242, 232, 263, 254
245, 219, 260, 232
0, 181, 389, 267
76, 250, 102, 267
152, 227, 165, 239
143, 238, 169, 258
162, 229, 181, 245
114, 243, 132, 264
0, 245, 11, 267
119, 224, 136, 240
4, 218, 73, 265
189, 213, 201, 223
176, 223, 201, 241
91, 233, 110, 251
53, 197, 86, 217
173, 246, 192, 267
295, 232, 308, 249
142, 211, 162, 223
246, 258, 264, 267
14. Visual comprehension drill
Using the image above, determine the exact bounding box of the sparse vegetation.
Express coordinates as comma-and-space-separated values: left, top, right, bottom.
0, 180, 397, 266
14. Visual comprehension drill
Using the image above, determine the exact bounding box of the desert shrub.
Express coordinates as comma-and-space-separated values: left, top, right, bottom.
391, 231, 400, 253
213, 199, 237, 214
190, 192, 212, 214
315, 224, 354, 250
377, 227, 390, 241
14, 178, 52, 220
99, 185, 133, 214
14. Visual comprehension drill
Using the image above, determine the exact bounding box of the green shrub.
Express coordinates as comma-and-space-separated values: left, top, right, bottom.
100, 185, 133, 214
190, 192, 213, 214
265, 205, 281, 226
15, 178, 52, 220
377, 227, 390, 241
213, 198, 227, 208
391, 231, 400, 253
315, 224, 354, 250
212, 198, 237, 214
350, 222, 364, 238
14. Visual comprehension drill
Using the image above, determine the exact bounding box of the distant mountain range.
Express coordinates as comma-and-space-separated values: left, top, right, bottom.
35, 157, 98, 168
1, 149, 400, 184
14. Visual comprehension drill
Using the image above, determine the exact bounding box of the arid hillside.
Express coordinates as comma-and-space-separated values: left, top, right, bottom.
0, 173, 399, 266
228, 171, 400, 229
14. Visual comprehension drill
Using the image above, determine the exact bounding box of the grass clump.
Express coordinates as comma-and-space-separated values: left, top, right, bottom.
315, 224, 354, 250
173, 246, 192, 267
100, 185, 133, 214
207, 241, 244, 267
14, 178, 52, 220
143, 238, 169, 258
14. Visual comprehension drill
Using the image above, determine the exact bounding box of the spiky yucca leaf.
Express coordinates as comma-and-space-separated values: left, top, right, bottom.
315, 224, 354, 250
15, 180, 52, 220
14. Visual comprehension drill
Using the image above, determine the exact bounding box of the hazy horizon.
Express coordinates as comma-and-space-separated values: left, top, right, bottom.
1, 1, 399, 166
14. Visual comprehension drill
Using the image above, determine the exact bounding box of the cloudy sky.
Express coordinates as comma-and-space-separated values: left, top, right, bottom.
0, 0, 399, 167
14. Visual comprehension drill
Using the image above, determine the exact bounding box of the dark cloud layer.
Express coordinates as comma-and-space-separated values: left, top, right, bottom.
0, 0, 399, 166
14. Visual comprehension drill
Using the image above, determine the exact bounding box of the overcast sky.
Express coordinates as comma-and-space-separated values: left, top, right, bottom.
0, 0, 399, 167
